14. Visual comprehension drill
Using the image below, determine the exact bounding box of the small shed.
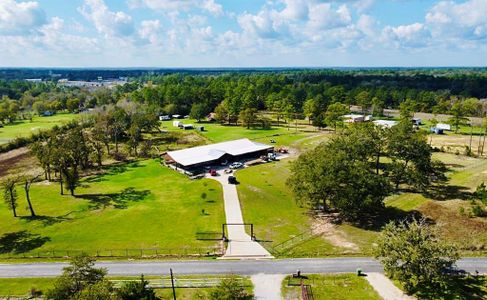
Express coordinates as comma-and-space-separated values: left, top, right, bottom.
182, 124, 194, 130
197, 126, 205, 131
173, 121, 183, 127
373, 120, 398, 128
430, 127, 444, 135
436, 123, 451, 131
343, 114, 365, 123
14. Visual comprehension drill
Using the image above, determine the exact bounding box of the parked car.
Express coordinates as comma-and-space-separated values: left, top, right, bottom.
268, 153, 277, 161
229, 162, 244, 169
224, 169, 233, 174
209, 169, 217, 176
228, 176, 238, 184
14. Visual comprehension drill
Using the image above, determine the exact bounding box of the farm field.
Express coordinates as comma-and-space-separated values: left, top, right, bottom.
237, 150, 487, 257
281, 274, 381, 300
0, 159, 224, 257
0, 114, 77, 145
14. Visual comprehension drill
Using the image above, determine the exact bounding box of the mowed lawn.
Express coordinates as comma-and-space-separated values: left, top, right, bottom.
237, 159, 339, 256
0, 114, 77, 145
159, 119, 311, 146
281, 274, 381, 300
0, 160, 224, 256
236, 150, 487, 256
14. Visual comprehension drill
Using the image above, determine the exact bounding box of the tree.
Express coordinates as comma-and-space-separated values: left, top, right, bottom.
117, 275, 159, 300
288, 125, 390, 221
386, 121, 444, 190
448, 102, 469, 133
214, 102, 229, 124
355, 90, 371, 114
190, 103, 207, 122
2, 177, 18, 217
210, 277, 253, 300
23, 174, 40, 217
375, 218, 459, 296
303, 98, 317, 124
239, 108, 258, 129
46, 254, 108, 300
324, 102, 349, 131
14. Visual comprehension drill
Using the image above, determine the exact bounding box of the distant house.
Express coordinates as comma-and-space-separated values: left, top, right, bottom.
436, 123, 451, 131
172, 114, 182, 119
373, 120, 398, 128
343, 114, 365, 123
182, 124, 194, 130
173, 121, 183, 127
159, 115, 171, 121
412, 118, 422, 126
430, 127, 444, 134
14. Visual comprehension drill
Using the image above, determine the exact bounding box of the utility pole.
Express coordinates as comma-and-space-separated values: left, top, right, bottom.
170, 268, 176, 300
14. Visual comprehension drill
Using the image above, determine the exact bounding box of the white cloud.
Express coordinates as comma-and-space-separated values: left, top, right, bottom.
129, 0, 223, 16
0, 0, 47, 35
138, 20, 162, 44
308, 3, 352, 30
79, 0, 134, 38
426, 0, 487, 40
383, 23, 431, 48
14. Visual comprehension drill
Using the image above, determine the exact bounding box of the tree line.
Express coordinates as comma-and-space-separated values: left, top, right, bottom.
2, 70, 487, 127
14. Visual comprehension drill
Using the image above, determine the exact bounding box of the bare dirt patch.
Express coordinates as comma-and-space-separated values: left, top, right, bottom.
0, 147, 40, 178
311, 213, 359, 251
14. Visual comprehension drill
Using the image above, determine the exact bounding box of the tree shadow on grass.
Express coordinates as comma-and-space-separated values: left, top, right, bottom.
20, 214, 71, 226
414, 276, 487, 300
76, 187, 151, 210
0, 231, 50, 254
423, 184, 473, 201
353, 207, 425, 232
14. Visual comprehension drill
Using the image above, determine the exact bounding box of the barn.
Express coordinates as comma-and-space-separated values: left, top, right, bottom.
165, 138, 274, 170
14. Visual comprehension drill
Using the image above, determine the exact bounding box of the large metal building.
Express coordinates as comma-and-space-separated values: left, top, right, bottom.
165, 138, 274, 169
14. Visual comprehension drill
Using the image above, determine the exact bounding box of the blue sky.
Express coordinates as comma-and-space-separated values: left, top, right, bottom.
0, 0, 486, 67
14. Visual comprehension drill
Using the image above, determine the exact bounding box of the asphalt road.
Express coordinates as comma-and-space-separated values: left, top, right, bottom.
1, 258, 487, 278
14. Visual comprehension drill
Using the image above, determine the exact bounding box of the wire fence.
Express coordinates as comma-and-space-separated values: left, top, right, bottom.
0, 246, 224, 260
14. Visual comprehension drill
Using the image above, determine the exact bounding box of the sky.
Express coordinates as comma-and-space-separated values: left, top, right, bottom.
0, 0, 486, 67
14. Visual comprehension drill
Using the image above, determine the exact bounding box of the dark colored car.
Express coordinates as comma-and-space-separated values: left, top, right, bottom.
209, 169, 217, 176
228, 176, 238, 184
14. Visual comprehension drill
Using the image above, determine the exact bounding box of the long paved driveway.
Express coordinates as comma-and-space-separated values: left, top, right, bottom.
1, 258, 487, 278
208, 171, 272, 258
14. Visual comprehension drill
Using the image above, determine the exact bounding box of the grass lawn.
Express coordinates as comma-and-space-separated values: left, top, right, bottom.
0, 159, 224, 257
237, 159, 341, 257
236, 146, 487, 256
0, 276, 253, 299
0, 114, 77, 145
159, 119, 311, 147
281, 274, 381, 300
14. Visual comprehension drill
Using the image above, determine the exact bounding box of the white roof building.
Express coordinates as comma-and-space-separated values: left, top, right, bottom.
166, 138, 273, 168
436, 123, 451, 131
373, 120, 398, 128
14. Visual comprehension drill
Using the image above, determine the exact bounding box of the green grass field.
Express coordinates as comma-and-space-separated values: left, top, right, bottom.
159, 119, 311, 147
281, 274, 380, 300
0, 276, 254, 299
0, 159, 224, 257
0, 114, 77, 145
236, 149, 487, 256
237, 159, 341, 257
